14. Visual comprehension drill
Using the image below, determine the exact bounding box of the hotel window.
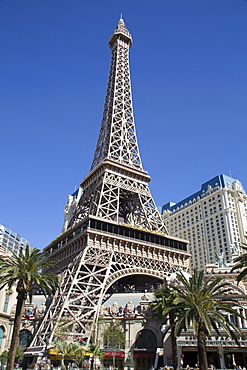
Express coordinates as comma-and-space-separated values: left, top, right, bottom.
0, 327, 4, 347
3, 293, 10, 313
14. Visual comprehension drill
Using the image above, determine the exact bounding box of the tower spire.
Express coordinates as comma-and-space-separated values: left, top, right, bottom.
91, 17, 135, 170
68, 18, 165, 233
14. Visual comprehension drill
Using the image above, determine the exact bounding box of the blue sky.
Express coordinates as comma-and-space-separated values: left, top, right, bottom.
1, 0, 247, 249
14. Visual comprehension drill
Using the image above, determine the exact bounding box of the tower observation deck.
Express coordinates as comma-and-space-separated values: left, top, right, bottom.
28, 18, 190, 352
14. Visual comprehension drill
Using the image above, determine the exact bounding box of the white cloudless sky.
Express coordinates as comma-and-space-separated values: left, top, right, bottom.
1, 0, 247, 249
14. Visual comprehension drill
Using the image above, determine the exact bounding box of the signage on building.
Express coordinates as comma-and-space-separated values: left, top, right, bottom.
179, 340, 247, 347
103, 352, 124, 358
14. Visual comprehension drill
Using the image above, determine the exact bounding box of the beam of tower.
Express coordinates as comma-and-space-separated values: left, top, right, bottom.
28, 18, 190, 352
67, 17, 165, 233
91, 17, 141, 171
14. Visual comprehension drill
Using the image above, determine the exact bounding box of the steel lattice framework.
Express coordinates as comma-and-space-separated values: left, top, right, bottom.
28, 18, 190, 352
68, 17, 165, 233
31, 218, 189, 347
91, 17, 141, 171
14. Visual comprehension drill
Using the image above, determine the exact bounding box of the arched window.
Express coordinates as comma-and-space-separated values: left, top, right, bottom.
135, 329, 157, 351
19, 329, 32, 349
0, 327, 5, 347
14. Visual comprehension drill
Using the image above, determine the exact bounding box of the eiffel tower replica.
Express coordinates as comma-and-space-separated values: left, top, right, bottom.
29, 17, 190, 351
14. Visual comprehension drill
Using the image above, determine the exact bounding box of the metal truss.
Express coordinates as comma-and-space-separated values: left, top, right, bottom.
31, 225, 190, 347
91, 18, 141, 171
69, 161, 166, 233
68, 17, 166, 233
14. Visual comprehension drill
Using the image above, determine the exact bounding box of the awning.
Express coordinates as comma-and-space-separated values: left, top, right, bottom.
24, 346, 45, 357
47, 349, 92, 357
103, 352, 125, 358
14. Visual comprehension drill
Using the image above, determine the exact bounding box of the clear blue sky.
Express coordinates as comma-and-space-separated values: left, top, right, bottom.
1, 0, 247, 249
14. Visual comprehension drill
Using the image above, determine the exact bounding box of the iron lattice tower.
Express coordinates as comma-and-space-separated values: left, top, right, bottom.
68, 17, 164, 233
29, 18, 190, 351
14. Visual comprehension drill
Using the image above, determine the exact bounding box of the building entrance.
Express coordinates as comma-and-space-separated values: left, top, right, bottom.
135, 357, 153, 370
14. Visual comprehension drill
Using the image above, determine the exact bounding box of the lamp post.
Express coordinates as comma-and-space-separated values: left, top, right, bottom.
113, 351, 116, 370
218, 343, 226, 369
125, 350, 133, 370
177, 341, 183, 368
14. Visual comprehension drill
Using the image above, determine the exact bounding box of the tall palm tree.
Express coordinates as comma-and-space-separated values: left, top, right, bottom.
150, 283, 181, 370
47, 339, 86, 370
0, 245, 58, 370
172, 269, 245, 370
231, 243, 247, 283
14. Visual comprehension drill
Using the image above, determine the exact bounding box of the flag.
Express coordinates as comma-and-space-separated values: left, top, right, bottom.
133, 307, 137, 318
25, 309, 33, 319
33, 305, 37, 317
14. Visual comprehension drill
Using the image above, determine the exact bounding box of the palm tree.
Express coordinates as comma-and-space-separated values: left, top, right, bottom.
150, 283, 181, 370
231, 242, 247, 283
0, 245, 58, 370
47, 339, 86, 370
88, 344, 103, 370
172, 269, 245, 370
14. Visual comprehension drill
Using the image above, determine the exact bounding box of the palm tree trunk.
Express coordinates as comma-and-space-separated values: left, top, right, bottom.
61, 356, 66, 370
170, 314, 178, 370
197, 319, 208, 370
90, 356, 94, 370
6, 290, 26, 370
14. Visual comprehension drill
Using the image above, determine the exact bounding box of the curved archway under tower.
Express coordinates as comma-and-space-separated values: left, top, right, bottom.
106, 274, 163, 295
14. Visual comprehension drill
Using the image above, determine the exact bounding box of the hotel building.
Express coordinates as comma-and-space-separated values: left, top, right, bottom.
162, 174, 247, 270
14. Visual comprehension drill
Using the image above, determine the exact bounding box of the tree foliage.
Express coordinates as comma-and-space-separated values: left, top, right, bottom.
88, 344, 104, 370
171, 269, 245, 370
48, 339, 86, 370
150, 283, 181, 370
0, 346, 23, 366
0, 350, 8, 364
102, 320, 125, 349
0, 245, 58, 370
231, 242, 247, 283
15, 345, 24, 364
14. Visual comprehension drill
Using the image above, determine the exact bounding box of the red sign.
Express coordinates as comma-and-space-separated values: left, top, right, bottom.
104, 352, 125, 358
